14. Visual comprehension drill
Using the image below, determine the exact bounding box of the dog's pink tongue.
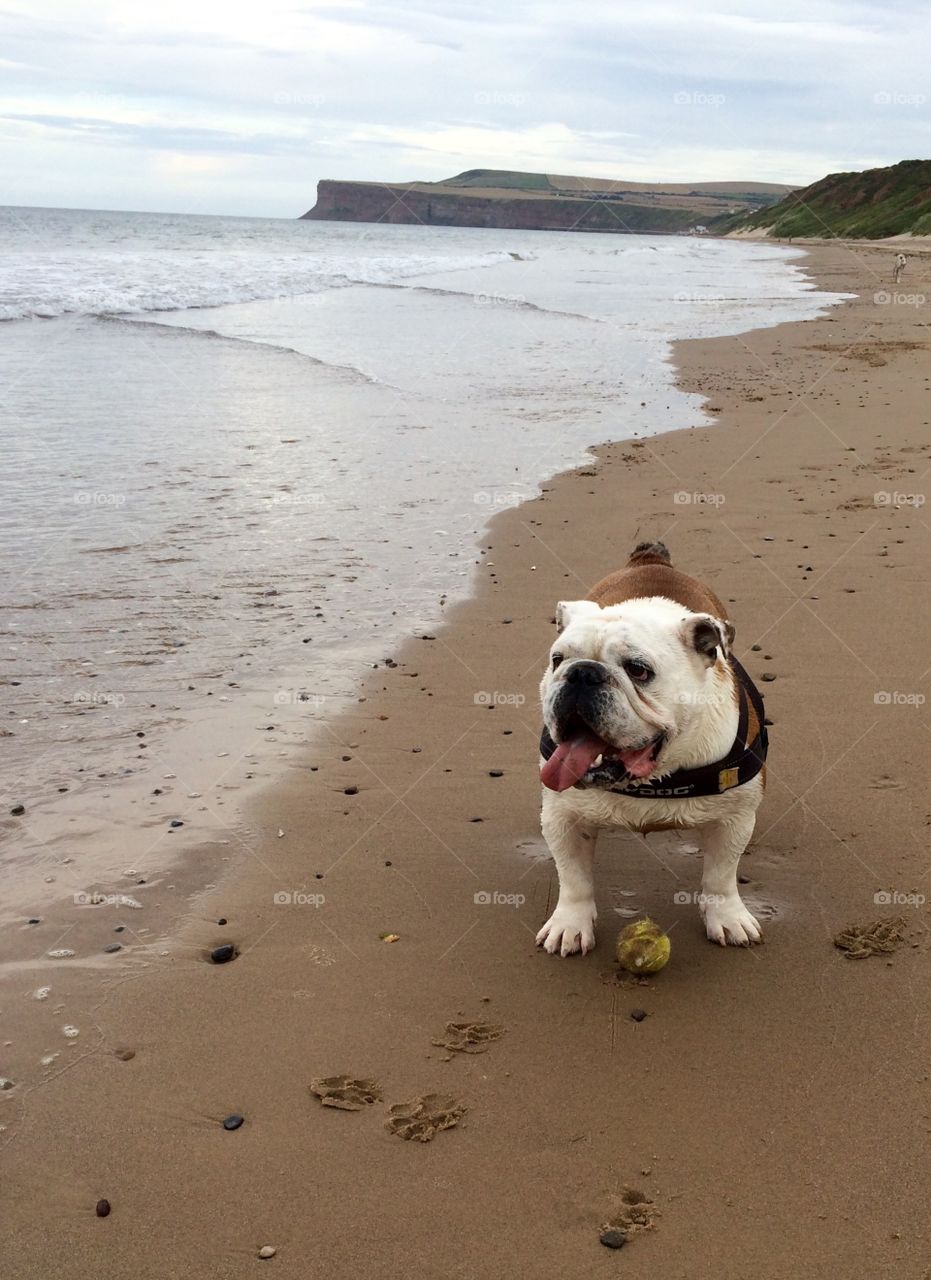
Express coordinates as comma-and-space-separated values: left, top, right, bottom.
540, 731, 605, 792
617, 743, 656, 778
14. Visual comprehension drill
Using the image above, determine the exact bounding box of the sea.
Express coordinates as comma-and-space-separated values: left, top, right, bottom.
0, 206, 850, 920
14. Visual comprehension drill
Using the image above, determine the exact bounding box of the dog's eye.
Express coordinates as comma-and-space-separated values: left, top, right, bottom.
623, 659, 653, 683
552, 652, 564, 669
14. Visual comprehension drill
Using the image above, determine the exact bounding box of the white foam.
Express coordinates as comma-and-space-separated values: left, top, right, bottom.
0, 207, 520, 321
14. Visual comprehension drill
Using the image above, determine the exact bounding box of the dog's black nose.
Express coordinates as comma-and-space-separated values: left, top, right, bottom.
565, 660, 609, 687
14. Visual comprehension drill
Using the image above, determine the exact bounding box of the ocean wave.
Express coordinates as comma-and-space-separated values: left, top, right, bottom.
0, 248, 518, 322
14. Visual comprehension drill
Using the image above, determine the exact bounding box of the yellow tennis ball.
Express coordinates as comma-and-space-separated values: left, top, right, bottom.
615, 917, 671, 974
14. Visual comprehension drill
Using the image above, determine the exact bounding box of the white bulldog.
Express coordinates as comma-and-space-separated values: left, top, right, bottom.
537, 541, 767, 956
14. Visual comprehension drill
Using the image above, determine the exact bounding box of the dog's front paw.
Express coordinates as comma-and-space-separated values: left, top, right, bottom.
702, 894, 762, 947
536, 903, 597, 956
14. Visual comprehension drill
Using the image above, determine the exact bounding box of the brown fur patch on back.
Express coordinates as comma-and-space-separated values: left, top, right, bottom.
586, 562, 729, 621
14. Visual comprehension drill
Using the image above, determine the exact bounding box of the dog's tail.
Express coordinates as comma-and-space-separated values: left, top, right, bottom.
627, 540, 672, 568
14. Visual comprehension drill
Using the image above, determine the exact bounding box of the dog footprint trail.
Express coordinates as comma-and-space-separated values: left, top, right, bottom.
385, 1094, 467, 1143
309, 1074, 382, 1110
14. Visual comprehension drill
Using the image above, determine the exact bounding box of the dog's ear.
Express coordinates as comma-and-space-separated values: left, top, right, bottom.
682, 613, 732, 664
555, 600, 601, 632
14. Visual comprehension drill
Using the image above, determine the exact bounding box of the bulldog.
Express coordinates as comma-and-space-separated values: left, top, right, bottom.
537, 541, 768, 956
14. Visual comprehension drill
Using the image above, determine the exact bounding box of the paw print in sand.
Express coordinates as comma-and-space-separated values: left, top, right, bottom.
431, 1021, 505, 1054
385, 1093, 467, 1142
309, 1075, 382, 1110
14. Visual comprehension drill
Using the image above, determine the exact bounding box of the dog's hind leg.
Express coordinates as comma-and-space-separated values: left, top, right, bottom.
536, 794, 599, 956
698, 808, 762, 946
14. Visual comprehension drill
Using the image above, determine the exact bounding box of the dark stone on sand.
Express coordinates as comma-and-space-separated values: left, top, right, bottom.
599, 1230, 626, 1249
10, 804, 25, 816
223, 1114, 244, 1130
28, 917, 40, 925
114, 925, 125, 933
170, 819, 184, 828
153, 788, 162, 795
210, 944, 236, 964
114, 1048, 135, 1061
488, 770, 504, 778
630, 1009, 647, 1022
750, 644, 762, 652
103, 943, 122, 954
217, 917, 228, 926
738, 874, 751, 885
760, 673, 777, 682
764, 717, 774, 726
470, 817, 483, 823
343, 785, 359, 796
384, 861, 392, 867
95, 1200, 111, 1218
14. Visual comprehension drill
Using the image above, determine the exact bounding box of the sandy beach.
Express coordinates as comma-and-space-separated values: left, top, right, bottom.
3, 241, 929, 1279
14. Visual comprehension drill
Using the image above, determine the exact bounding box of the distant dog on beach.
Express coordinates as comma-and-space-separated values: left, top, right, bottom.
893, 253, 907, 284
537, 541, 767, 956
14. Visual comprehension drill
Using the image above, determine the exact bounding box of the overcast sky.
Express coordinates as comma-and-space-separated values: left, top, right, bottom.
1, 0, 928, 217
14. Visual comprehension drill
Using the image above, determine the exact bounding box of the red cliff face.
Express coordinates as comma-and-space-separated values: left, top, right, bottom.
301, 181, 694, 234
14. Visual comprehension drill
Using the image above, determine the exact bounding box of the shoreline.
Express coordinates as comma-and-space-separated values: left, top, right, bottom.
4, 242, 929, 1278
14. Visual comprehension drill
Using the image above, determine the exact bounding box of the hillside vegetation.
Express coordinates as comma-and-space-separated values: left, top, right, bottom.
732, 160, 931, 238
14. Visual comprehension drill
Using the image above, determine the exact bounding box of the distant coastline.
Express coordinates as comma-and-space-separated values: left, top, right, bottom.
301, 168, 793, 235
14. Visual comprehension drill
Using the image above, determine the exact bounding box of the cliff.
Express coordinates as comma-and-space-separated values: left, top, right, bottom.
300, 171, 794, 235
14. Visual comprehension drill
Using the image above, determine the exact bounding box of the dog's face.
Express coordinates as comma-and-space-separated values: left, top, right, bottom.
539, 597, 734, 792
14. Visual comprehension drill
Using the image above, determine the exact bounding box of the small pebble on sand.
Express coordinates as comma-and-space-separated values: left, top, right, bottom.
223, 1114, 245, 1130
95, 1199, 111, 1218
210, 944, 236, 964
599, 1230, 626, 1249
258, 1245, 276, 1259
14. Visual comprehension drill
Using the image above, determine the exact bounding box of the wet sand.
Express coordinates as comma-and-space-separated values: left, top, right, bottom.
3, 242, 930, 1279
